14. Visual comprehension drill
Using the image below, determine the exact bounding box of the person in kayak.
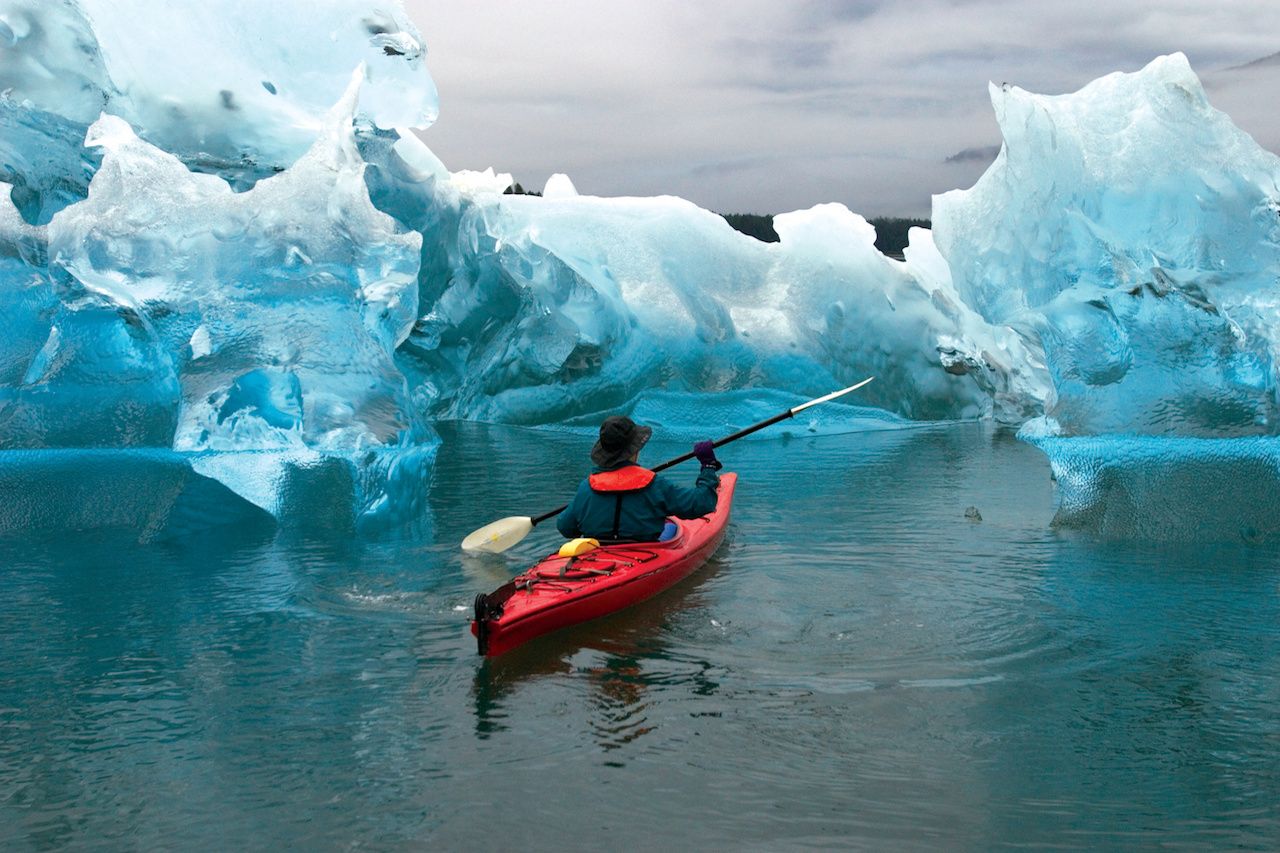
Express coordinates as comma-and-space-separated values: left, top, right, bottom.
556, 415, 722, 543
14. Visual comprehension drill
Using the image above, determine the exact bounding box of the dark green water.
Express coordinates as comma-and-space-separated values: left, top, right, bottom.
2, 423, 1278, 849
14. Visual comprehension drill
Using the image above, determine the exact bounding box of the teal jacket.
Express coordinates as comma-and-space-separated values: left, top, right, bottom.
556, 463, 721, 541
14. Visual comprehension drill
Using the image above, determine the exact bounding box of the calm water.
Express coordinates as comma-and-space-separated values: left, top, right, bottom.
2, 423, 1278, 850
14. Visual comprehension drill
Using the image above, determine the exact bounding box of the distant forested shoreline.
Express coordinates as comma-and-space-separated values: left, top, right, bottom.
721, 213, 929, 258
501, 184, 926, 258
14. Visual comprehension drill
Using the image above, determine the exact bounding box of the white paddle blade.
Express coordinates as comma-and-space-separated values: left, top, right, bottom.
789, 376, 875, 414
461, 516, 535, 554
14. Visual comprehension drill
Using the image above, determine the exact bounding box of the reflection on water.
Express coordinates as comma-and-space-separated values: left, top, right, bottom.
3, 422, 1279, 848
471, 549, 729, 748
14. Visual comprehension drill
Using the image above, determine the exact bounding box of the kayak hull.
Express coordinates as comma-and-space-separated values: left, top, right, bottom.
471, 473, 737, 657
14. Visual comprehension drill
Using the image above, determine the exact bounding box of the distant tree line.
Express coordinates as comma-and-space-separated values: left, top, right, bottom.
499, 181, 927, 257
721, 213, 779, 243
720, 213, 929, 258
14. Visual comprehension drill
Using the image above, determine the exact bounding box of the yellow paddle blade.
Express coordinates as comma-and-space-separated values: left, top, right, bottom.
461, 515, 535, 554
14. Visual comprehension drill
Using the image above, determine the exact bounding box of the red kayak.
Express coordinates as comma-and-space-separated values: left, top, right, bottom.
471, 472, 738, 656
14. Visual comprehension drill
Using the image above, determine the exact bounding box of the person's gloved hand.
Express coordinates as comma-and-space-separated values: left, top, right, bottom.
693, 440, 722, 470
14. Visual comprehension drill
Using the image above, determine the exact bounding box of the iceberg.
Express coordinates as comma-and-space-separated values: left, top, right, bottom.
0, 0, 437, 222
935, 54, 1280, 438
0, 0, 1276, 537
0, 59, 432, 532
390, 166, 1044, 428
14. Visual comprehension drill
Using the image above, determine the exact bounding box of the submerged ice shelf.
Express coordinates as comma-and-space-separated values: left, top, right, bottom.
0, 0, 1278, 537
1026, 434, 1280, 542
0, 447, 434, 540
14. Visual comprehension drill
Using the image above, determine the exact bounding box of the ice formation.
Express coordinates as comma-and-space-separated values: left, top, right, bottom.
0, 0, 437, 221
1025, 434, 1280, 542
1, 58, 431, 531
935, 54, 1280, 438
0, 0, 1277, 537
386, 165, 1044, 428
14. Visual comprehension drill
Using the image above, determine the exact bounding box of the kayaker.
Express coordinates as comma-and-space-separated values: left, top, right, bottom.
556, 415, 722, 543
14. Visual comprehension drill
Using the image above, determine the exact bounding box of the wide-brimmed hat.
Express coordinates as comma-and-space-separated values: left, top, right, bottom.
591, 415, 652, 467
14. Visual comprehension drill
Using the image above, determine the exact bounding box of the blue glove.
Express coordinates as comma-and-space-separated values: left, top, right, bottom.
693, 440, 722, 470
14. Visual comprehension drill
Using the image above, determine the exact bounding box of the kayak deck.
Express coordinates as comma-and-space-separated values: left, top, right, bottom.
472, 473, 737, 656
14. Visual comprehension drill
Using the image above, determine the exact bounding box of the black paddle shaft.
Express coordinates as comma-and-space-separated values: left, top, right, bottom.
529, 408, 796, 526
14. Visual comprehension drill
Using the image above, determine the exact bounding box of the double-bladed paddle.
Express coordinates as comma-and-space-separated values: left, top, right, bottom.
460, 376, 875, 553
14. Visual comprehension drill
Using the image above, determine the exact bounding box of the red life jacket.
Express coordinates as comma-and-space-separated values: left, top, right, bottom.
588, 465, 656, 492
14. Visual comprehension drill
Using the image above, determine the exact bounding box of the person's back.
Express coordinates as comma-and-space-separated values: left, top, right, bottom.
556, 416, 722, 542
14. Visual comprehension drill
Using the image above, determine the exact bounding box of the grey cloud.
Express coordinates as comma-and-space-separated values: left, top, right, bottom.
720, 35, 841, 82
1226, 51, 1280, 72
795, 0, 884, 25
945, 145, 1001, 165
405, 0, 1280, 216
688, 156, 784, 179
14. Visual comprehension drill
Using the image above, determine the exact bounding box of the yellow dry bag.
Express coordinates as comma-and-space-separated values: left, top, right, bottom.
557, 538, 599, 557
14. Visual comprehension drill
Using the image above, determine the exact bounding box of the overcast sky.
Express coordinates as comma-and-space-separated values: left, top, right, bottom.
403, 1, 1280, 218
